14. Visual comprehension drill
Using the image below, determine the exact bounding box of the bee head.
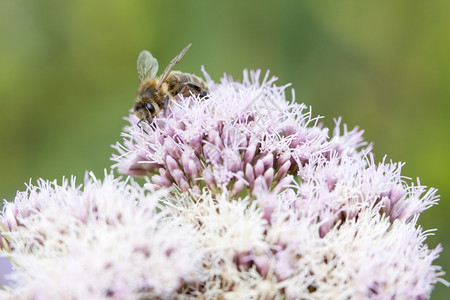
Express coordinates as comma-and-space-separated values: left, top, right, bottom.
134, 101, 157, 124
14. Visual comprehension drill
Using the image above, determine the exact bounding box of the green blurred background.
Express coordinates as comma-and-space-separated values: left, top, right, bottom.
0, 0, 448, 297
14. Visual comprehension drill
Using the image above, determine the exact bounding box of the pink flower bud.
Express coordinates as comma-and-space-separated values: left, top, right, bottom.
166, 155, 180, 175
203, 143, 221, 165
245, 163, 255, 184
230, 179, 245, 198
254, 159, 265, 178
152, 174, 172, 188
163, 138, 181, 159
264, 168, 274, 188
275, 160, 291, 182
244, 141, 258, 164
261, 153, 274, 169
202, 168, 216, 189
276, 151, 291, 168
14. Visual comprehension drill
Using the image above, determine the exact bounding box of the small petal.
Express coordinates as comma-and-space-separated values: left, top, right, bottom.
202, 168, 216, 189
152, 174, 172, 188
261, 153, 274, 169
254, 159, 265, 178
276, 151, 292, 168
166, 155, 180, 175
170, 169, 187, 188
222, 149, 242, 173
230, 179, 245, 198
275, 160, 291, 182
389, 185, 406, 206
203, 143, 221, 165
164, 138, 181, 159
207, 129, 223, 149
264, 168, 274, 188
245, 163, 255, 184
244, 141, 258, 164
273, 175, 293, 194
254, 254, 271, 278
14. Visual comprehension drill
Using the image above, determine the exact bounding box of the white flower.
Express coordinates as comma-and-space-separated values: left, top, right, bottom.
1, 67, 445, 299
266, 199, 444, 299
110, 68, 445, 298
159, 189, 445, 299
0, 172, 203, 299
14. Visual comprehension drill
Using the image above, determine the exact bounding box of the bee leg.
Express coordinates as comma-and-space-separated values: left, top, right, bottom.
186, 83, 209, 98
175, 83, 196, 95
175, 83, 208, 98
136, 119, 149, 135
163, 95, 170, 115
187, 83, 202, 93
148, 117, 158, 131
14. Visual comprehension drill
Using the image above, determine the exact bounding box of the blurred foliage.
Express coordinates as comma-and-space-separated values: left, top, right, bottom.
0, 0, 449, 297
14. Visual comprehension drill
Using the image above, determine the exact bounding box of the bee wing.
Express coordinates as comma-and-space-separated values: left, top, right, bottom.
156, 43, 192, 91
137, 50, 159, 82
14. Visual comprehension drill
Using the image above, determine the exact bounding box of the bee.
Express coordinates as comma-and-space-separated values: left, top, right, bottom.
134, 43, 208, 125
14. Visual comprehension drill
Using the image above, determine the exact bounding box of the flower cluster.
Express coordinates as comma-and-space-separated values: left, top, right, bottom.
0, 68, 446, 299
163, 190, 443, 299
113, 70, 321, 198
112, 69, 439, 235
0, 173, 204, 299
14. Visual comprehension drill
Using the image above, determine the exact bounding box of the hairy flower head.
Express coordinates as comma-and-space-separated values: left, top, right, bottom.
155, 189, 444, 299
111, 68, 446, 298
113, 69, 321, 195
112, 69, 440, 230
0, 67, 445, 299
0, 172, 203, 299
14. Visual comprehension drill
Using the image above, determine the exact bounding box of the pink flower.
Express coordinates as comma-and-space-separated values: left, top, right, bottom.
1, 67, 445, 299
111, 68, 445, 298
113, 69, 440, 229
